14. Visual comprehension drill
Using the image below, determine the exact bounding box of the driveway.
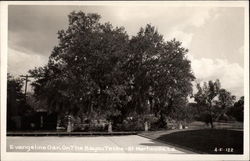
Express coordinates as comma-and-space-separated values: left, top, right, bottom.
7, 135, 192, 153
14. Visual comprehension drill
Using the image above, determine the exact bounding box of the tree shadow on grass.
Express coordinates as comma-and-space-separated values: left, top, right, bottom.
139, 139, 195, 154
157, 129, 243, 154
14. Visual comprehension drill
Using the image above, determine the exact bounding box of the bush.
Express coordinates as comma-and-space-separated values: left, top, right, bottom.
73, 123, 108, 132
227, 107, 243, 122
195, 112, 212, 125
113, 117, 144, 131
217, 114, 236, 122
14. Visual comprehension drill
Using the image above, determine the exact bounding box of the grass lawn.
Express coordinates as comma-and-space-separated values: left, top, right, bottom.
157, 129, 243, 154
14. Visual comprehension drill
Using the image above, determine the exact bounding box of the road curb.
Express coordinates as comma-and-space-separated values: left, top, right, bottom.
7, 131, 138, 136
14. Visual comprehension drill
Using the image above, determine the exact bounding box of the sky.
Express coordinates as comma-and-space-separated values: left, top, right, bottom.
8, 5, 246, 99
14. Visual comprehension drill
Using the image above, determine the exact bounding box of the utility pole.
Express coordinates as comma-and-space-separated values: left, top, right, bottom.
20, 75, 34, 101
20, 74, 45, 129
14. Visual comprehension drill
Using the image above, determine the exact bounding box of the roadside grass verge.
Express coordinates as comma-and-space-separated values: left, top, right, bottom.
156, 129, 243, 154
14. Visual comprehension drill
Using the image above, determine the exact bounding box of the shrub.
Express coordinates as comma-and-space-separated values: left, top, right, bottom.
113, 117, 144, 131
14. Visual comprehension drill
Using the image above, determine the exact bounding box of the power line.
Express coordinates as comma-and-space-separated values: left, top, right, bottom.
20, 75, 35, 100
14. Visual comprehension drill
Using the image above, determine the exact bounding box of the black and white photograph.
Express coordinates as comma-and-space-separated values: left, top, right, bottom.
0, 1, 249, 161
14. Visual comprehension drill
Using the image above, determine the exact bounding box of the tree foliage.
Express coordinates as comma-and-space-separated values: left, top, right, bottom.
125, 25, 195, 127
227, 96, 244, 122
194, 79, 236, 127
30, 12, 129, 120
7, 74, 32, 129
7, 74, 25, 106
29, 11, 195, 128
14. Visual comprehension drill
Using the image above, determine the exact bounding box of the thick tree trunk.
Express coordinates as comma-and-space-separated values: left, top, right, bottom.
208, 102, 214, 128
159, 112, 166, 128
210, 114, 214, 128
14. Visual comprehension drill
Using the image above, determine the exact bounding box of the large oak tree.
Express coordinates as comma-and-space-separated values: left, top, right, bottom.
30, 11, 195, 127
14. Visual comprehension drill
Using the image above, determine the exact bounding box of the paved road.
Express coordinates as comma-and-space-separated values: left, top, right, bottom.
7, 135, 191, 154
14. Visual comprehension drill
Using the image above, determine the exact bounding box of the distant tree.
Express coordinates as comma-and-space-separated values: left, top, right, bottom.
7, 73, 31, 130
215, 89, 236, 120
194, 80, 221, 128
194, 80, 237, 127
7, 74, 25, 104
227, 96, 244, 122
